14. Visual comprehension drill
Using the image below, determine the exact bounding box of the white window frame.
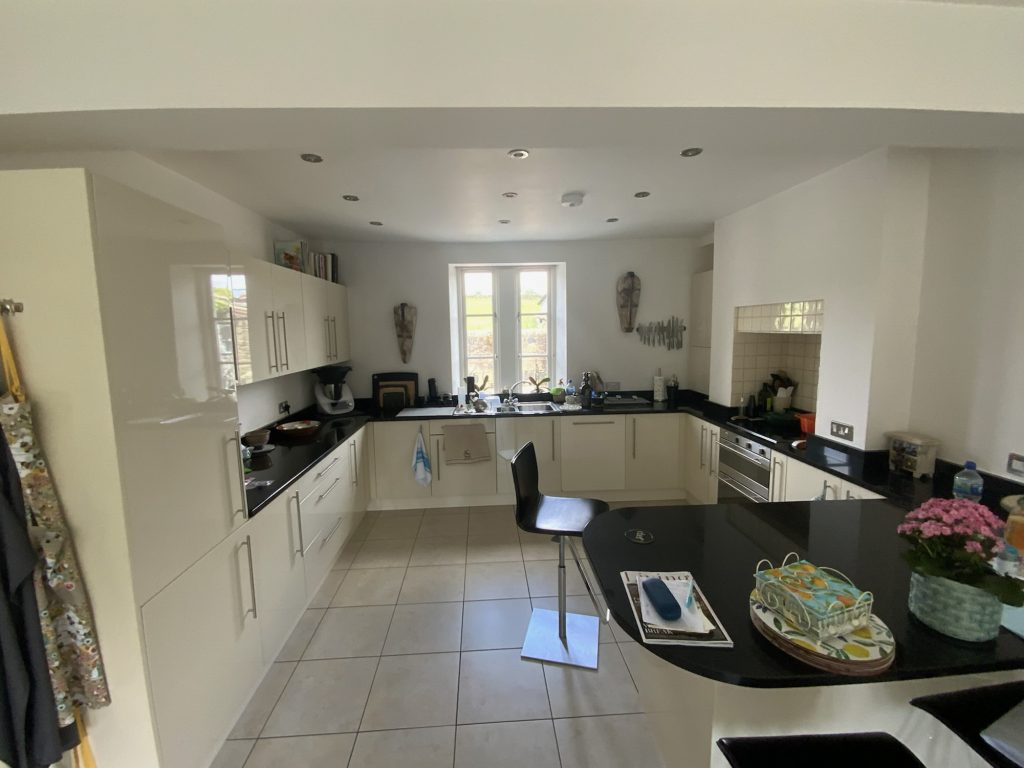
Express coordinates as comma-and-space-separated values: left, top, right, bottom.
450, 263, 564, 396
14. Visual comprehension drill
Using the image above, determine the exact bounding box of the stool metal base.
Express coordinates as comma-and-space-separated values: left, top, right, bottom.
521, 608, 599, 669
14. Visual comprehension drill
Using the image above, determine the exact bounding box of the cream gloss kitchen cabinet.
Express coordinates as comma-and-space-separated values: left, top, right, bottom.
839, 479, 884, 500
429, 418, 498, 497
626, 414, 681, 490
373, 421, 433, 501
496, 416, 561, 494
327, 281, 351, 362
681, 414, 719, 504
561, 416, 626, 491
301, 275, 352, 367
772, 453, 842, 501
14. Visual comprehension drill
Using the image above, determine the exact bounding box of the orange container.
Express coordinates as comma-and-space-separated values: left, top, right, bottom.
796, 412, 816, 435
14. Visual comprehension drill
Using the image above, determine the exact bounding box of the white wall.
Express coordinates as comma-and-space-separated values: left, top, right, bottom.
324, 238, 704, 398
4, 1, 1024, 115
910, 150, 1024, 480
712, 150, 889, 449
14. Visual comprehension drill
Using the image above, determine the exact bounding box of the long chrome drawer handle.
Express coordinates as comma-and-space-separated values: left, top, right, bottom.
318, 477, 341, 502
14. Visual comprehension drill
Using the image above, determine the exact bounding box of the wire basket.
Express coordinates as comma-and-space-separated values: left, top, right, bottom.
753, 553, 873, 640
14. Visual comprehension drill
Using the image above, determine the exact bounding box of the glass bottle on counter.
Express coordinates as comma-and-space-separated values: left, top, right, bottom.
579, 372, 594, 409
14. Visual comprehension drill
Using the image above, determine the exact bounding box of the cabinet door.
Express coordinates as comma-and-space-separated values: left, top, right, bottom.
270, 265, 307, 373
496, 416, 561, 495
431, 432, 498, 498
705, 423, 720, 503
839, 479, 884, 500
769, 452, 788, 502
626, 415, 681, 490
681, 415, 713, 503
89, 175, 247, 602
560, 417, 626, 491
351, 427, 370, 510
230, 257, 276, 383
373, 421, 432, 501
251, 491, 306, 663
328, 282, 351, 362
781, 456, 841, 501
301, 273, 330, 368
142, 524, 263, 768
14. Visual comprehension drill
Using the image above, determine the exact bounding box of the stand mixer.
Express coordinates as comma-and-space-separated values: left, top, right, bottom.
314, 364, 355, 416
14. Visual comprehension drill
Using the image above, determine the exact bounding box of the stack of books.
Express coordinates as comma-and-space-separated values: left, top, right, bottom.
274, 240, 339, 283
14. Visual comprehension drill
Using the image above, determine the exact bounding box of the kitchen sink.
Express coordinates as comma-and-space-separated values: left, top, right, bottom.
514, 402, 560, 414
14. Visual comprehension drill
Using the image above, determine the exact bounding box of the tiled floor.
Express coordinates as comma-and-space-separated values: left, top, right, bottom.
213, 504, 672, 768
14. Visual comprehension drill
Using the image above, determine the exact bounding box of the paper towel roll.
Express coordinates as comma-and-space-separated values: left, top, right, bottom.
653, 376, 666, 402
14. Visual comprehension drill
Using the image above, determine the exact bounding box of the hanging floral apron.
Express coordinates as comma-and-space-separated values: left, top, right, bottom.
0, 315, 109, 765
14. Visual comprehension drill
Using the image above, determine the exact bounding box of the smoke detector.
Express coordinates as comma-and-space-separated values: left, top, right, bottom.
561, 191, 585, 208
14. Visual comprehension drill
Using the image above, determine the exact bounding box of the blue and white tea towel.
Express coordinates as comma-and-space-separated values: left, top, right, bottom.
413, 430, 432, 486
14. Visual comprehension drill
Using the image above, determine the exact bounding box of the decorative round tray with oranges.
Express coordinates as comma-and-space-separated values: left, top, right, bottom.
749, 592, 895, 676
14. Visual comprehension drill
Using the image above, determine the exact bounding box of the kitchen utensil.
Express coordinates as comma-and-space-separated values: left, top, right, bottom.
241, 428, 270, 447
274, 419, 320, 438
796, 412, 816, 435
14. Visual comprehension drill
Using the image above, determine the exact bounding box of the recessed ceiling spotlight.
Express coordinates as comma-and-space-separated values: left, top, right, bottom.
369, 221, 383, 226
498, 219, 511, 224
680, 147, 704, 157
606, 217, 620, 223
501, 191, 519, 198
342, 194, 360, 202
507, 149, 530, 159
634, 191, 651, 198
300, 153, 324, 163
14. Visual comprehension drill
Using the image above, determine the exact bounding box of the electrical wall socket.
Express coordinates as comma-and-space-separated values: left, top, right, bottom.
278, 400, 290, 414
830, 421, 854, 441
1009, 452, 1024, 477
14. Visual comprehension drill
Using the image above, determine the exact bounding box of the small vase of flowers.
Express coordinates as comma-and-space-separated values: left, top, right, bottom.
897, 498, 1024, 642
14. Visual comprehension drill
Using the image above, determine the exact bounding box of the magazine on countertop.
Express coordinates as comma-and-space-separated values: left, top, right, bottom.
621, 571, 733, 647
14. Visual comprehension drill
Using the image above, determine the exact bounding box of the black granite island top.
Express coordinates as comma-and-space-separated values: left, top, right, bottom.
583, 500, 1024, 688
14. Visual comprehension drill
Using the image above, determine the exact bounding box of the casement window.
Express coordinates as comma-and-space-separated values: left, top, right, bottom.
451, 264, 564, 395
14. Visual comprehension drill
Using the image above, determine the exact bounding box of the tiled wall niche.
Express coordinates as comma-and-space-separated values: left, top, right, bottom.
731, 299, 825, 413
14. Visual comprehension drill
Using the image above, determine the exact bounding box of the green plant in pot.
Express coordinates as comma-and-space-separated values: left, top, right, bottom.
898, 498, 1024, 642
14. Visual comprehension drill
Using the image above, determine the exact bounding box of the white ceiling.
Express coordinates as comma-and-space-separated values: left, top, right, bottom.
2, 107, 1024, 243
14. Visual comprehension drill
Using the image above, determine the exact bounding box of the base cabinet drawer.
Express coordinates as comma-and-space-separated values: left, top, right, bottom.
560, 417, 626, 491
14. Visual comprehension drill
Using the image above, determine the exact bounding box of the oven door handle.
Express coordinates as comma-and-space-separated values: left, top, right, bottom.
718, 472, 769, 504
717, 439, 771, 470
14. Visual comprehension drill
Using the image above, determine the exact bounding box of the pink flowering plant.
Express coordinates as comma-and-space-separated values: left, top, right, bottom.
897, 498, 1024, 605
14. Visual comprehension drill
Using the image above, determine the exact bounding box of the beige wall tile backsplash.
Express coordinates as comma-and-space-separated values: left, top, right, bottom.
731, 332, 822, 412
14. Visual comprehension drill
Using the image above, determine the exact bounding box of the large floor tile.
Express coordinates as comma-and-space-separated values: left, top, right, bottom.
367, 515, 422, 540
210, 739, 252, 768
383, 602, 463, 655
351, 538, 415, 569
409, 537, 467, 566
554, 714, 666, 768
349, 512, 379, 542
261, 657, 378, 737
418, 513, 469, 538
542, 644, 641, 718
466, 536, 523, 564
349, 726, 455, 768
277, 609, 325, 662
531, 596, 616, 644
243, 734, 356, 768
464, 561, 529, 601
519, 531, 561, 561
461, 599, 533, 651
455, 720, 560, 768
360, 652, 460, 731
524, 559, 587, 598
470, 504, 515, 515
303, 606, 394, 659
468, 510, 519, 538
333, 535, 364, 570
307, 569, 346, 609
228, 662, 296, 739
456, 649, 550, 724
398, 564, 466, 604
331, 567, 406, 607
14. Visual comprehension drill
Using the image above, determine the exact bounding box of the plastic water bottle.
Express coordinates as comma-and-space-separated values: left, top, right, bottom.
952, 460, 984, 502
565, 379, 576, 396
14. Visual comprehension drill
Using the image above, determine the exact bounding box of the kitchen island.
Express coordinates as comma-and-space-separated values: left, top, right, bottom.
583, 501, 1024, 767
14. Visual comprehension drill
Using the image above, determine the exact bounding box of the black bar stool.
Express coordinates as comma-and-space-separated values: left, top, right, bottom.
511, 442, 609, 669
911, 681, 1024, 768
717, 733, 925, 768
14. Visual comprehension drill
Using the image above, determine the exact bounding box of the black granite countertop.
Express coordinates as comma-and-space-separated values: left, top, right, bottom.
244, 413, 370, 515
583, 501, 1024, 688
